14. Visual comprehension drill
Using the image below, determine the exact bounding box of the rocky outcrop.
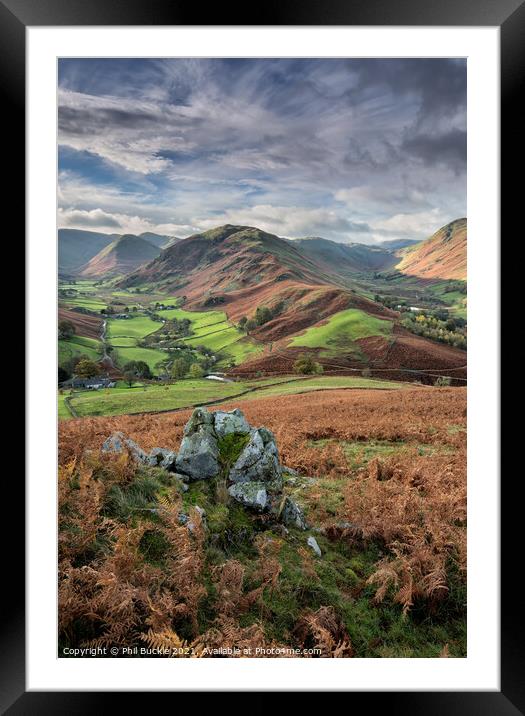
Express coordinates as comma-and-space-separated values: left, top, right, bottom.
101, 407, 306, 527
146, 448, 177, 470
213, 408, 250, 438
101, 432, 178, 470
229, 427, 282, 489
101, 432, 148, 464
228, 482, 268, 511
278, 496, 308, 530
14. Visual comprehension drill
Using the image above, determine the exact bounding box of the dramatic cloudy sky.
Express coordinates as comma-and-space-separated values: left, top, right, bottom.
58, 58, 466, 244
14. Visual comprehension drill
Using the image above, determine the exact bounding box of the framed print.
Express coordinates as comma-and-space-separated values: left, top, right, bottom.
8, 0, 517, 710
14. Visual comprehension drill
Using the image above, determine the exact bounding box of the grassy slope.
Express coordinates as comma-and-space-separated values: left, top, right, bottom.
59, 375, 404, 419
58, 336, 102, 365
106, 315, 161, 339
158, 307, 261, 365
289, 308, 393, 356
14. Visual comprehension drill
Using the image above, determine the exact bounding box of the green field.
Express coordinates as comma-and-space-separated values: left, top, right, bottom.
157, 307, 261, 365
236, 375, 405, 400
57, 393, 72, 419
106, 315, 161, 339
289, 308, 393, 356
112, 345, 168, 372
65, 379, 252, 417
60, 296, 108, 312
58, 336, 102, 365
58, 374, 406, 419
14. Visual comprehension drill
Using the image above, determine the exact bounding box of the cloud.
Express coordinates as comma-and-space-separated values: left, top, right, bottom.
58, 207, 194, 237
402, 129, 467, 174
371, 209, 447, 240
197, 205, 371, 241
58, 208, 122, 229
58, 58, 467, 244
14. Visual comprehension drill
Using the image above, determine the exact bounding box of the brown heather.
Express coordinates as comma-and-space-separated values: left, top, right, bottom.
58, 387, 466, 656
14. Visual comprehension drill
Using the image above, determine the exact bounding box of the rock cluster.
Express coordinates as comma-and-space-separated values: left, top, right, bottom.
101, 407, 307, 529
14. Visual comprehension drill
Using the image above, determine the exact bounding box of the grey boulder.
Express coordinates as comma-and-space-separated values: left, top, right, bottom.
146, 447, 177, 470
228, 482, 268, 511
213, 408, 250, 438
278, 496, 307, 530
101, 432, 148, 464
229, 427, 282, 487
176, 431, 220, 480
307, 536, 322, 557
183, 407, 215, 436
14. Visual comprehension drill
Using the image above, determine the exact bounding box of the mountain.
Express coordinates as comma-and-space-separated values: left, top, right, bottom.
395, 218, 466, 281
138, 232, 179, 249
120, 225, 331, 293
116, 222, 466, 381
161, 235, 184, 250
118, 224, 386, 327
58, 229, 119, 274
376, 238, 419, 250
79, 234, 161, 277
292, 237, 398, 277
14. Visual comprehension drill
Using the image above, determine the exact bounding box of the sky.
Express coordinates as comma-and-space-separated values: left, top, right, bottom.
58, 58, 466, 245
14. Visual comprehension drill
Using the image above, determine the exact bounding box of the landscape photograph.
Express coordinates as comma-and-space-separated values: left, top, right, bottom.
57, 58, 467, 658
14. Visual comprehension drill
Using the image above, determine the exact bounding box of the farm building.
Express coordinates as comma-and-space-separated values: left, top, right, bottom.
62, 376, 116, 390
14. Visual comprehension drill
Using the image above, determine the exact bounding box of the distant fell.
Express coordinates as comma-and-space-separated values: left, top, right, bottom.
293, 236, 398, 277
80, 234, 161, 277
58, 228, 119, 274
395, 218, 467, 281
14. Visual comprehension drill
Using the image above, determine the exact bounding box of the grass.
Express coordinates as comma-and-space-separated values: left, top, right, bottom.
106, 315, 161, 340
60, 296, 108, 312
308, 437, 455, 469
58, 336, 102, 365
238, 376, 405, 400
57, 393, 72, 419
111, 345, 168, 373
107, 336, 138, 347
64, 379, 253, 417
154, 307, 261, 365
58, 375, 406, 419
289, 308, 393, 356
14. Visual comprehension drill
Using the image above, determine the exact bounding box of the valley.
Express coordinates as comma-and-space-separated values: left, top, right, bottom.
58, 219, 467, 420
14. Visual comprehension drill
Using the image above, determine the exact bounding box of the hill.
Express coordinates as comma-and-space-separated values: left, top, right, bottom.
292, 236, 398, 277
58, 228, 119, 274
138, 231, 179, 249
395, 218, 467, 281
119, 224, 343, 317
116, 223, 466, 381
80, 234, 161, 277
376, 238, 419, 250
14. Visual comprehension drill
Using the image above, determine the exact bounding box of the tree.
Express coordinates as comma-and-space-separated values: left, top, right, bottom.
238, 316, 248, 330
58, 319, 76, 340
255, 306, 272, 326
171, 357, 189, 380
123, 370, 136, 388
122, 360, 152, 380
245, 318, 257, 334
188, 363, 205, 379
75, 359, 99, 378
293, 354, 323, 375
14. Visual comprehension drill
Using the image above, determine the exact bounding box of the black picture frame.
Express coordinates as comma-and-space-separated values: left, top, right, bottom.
8, 0, 514, 711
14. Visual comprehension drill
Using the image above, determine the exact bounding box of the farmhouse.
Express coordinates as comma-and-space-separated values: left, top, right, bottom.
63, 376, 116, 390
